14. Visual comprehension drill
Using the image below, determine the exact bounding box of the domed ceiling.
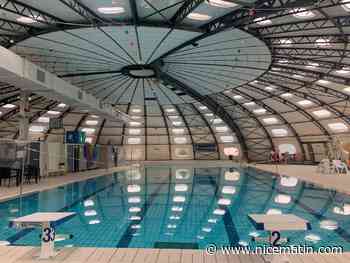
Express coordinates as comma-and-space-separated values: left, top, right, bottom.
0, 0, 350, 162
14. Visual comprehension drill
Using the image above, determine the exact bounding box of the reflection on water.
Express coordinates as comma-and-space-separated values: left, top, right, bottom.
0, 165, 350, 250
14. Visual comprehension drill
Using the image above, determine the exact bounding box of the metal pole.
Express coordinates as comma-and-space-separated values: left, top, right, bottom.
18, 90, 30, 215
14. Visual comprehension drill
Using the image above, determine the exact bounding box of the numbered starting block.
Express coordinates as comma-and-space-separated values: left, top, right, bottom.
248, 214, 311, 246
10, 212, 75, 259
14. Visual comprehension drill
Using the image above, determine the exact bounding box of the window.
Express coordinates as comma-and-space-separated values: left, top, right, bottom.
271, 128, 288, 137
220, 136, 235, 143
278, 144, 297, 155
127, 137, 141, 144
312, 109, 331, 118
174, 137, 187, 144
263, 117, 278, 125
223, 147, 239, 157
328, 123, 348, 133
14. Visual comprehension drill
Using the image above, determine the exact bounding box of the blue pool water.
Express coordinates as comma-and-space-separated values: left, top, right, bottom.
1, 166, 350, 250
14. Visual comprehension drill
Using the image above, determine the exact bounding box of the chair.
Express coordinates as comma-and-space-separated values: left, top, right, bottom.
24, 165, 39, 184
317, 159, 331, 174
0, 167, 19, 187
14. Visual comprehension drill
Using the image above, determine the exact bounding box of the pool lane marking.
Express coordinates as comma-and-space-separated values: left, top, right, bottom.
208, 174, 240, 246
116, 181, 164, 247
6, 176, 118, 244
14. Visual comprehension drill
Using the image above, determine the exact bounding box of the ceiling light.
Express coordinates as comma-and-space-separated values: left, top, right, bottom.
313, 109, 331, 118
175, 184, 188, 192
85, 120, 98, 126
16, 16, 42, 24
243, 101, 256, 107
253, 108, 267, 115
172, 121, 182, 126
220, 135, 234, 142
222, 186, 236, 194
169, 115, 179, 119
290, 8, 315, 18
47, 110, 60, 115
128, 137, 141, 144
318, 79, 329, 84
131, 108, 142, 113
280, 93, 293, 98
343, 87, 350, 94
279, 39, 293, 46
58, 103, 66, 108
253, 17, 272, 25
335, 67, 350, 74
38, 117, 50, 123
172, 128, 185, 134
341, 0, 350, 11
328, 122, 348, 132
278, 59, 288, 64
127, 184, 141, 193
199, 105, 208, 110
207, 0, 238, 8
174, 137, 187, 144
2, 104, 16, 109
297, 100, 313, 107
90, 115, 99, 118
271, 128, 288, 137
215, 126, 229, 132
306, 62, 319, 68
187, 12, 212, 21
315, 38, 330, 47
97, 7, 125, 14
129, 129, 141, 135
29, 125, 45, 133
129, 121, 141, 126
165, 108, 176, 113
129, 207, 141, 213
274, 194, 291, 204
265, 86, 275, 91
81, 128, 95, 134
233, 95, 243, 100
263, 117, 278, 125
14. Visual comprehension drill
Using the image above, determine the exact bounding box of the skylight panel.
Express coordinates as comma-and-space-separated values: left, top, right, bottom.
128, 137, 142, 144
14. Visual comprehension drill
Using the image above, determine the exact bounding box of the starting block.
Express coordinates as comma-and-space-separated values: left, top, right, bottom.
10, 212, 76, 259
248, 214, 311, 246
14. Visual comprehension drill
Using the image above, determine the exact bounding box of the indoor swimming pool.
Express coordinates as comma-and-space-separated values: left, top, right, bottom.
0, 166, 350, 250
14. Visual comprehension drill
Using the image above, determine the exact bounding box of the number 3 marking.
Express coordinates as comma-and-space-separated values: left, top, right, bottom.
42, 227, 55, 243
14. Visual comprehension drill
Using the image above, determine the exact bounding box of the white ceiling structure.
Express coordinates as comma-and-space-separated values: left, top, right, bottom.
0, 0, 350, 162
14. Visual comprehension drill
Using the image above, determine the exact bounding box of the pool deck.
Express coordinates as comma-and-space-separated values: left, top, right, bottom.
1, 246, 349, 263
254, 164, 350, 195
